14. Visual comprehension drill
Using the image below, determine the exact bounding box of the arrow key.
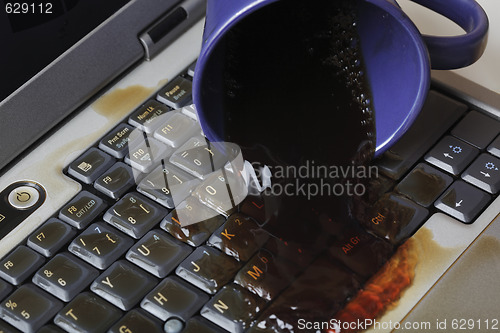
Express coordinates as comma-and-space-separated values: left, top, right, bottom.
462, 153, 500, 194
425, 136, 479, 175
435, 180, 491, 223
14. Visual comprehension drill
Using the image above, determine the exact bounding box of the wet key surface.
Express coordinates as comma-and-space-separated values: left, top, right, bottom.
99, 123, 135, 158
59, 191, 107, 229
108, 309, 163, 333
176, 245, 242, 295
94, 162, 136, 199
201, 284, 265, 333
208, 213, 269, 262
128, 100, 171, 133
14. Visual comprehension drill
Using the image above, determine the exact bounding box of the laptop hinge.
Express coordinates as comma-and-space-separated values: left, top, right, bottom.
139, 0, 206, 60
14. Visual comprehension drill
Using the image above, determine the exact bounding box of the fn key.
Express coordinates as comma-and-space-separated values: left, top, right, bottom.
435, 180, 491, 223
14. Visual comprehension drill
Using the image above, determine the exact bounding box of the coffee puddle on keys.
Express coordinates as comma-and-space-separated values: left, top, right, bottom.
198, 0, 410, 331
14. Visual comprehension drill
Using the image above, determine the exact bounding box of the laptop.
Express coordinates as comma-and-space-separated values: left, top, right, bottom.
0, 0, 498, 332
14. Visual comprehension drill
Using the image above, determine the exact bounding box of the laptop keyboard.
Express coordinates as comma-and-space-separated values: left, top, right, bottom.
0, 63, 499, 333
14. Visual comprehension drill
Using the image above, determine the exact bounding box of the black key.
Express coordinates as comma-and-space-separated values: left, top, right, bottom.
54, 292, 122, 333
27, 218, 76, 257
451, 110, 500, 149
395, 163, 453, 207
169, 136, 228, 179
90, 260, 157, 310
99, 123, 135, 158
137, 163, 200, 209
208, 213, 269, 261
176, 245, 242, 294
200, 284, 265, 333
32, 252, 99, 302
104, 192, 167, 239
94, 162, 136, 199
487, 134, 500, 158
161, 209, 225, 247
126, 230, 192, 278
157, 76, 193, 109
435, 180, 491, 223
0, 320, 21, 333
68, 148, 114, 184
0, 284, 63, 333
376, 91, 467, 179
125, 136, 173, 173
108, 309, 163, 333
68, 222, 134, 269
59, 191, 107, 229
0, 279, 13, 300
462, 153, 500, 194
360, 194, 429, 245
250, 255, 362, 332
425, 135, 479, 175
0, 246, 44, 285
141, 276, 208, 321
184, 316, 225, 333
129, 100, 171, 133
328, 226, 393, 280
234, 249, 297, 301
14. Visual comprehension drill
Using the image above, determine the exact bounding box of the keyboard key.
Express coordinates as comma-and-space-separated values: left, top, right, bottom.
137, 163, 200, 209
487, 134, 500, 158
0, 284, 63, 333
170, 136, 228, 179
126, 230, 192, 278
250, 255, 362, 332
435, 180, 491, 223
94, 162, 136, 199
208, 213, 269, 261
161, 209, 225, 247
181, 104, 199, 121
128, 100, 171, 133
90, 260, 157, 310
68, 222, 134, 269
125, 136, 173, 173
425, 135, 479, 175
376, 91, 467, 179
141, 276, 208, 321
200, 284, 265, 333
187, 62, 196, 78
27, 218, 76, 257
59, 191, 107, 229
395, 163, 453, 207
154, 111, 200, 148
451, 110, 500, 149
0, 246, 44, 285
54, 292, 122, 333
104, 192, 167, 239
157, 76, 193, 109
0, 320, 22, 333
176, 245, 242, 294
328, 226, 393, 280
191, 168, 247, 216
461, 153, 500, 194
234, 249, 297, 301
360, 194, 429, 245
108, 309, 163, 333
183, 316, 225, 333
68, 147, 114, 184
99, 123, 135, 158
32, 252, 98, 302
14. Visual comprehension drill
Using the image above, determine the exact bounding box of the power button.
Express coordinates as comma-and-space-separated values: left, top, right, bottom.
8, 185, 41, 210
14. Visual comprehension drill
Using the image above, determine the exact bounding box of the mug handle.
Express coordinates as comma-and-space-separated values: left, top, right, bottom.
410, 0, 489, 69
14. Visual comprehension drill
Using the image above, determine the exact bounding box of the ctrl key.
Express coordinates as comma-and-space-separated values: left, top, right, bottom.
435, 180, 491, 224
0, 284, 63, 333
